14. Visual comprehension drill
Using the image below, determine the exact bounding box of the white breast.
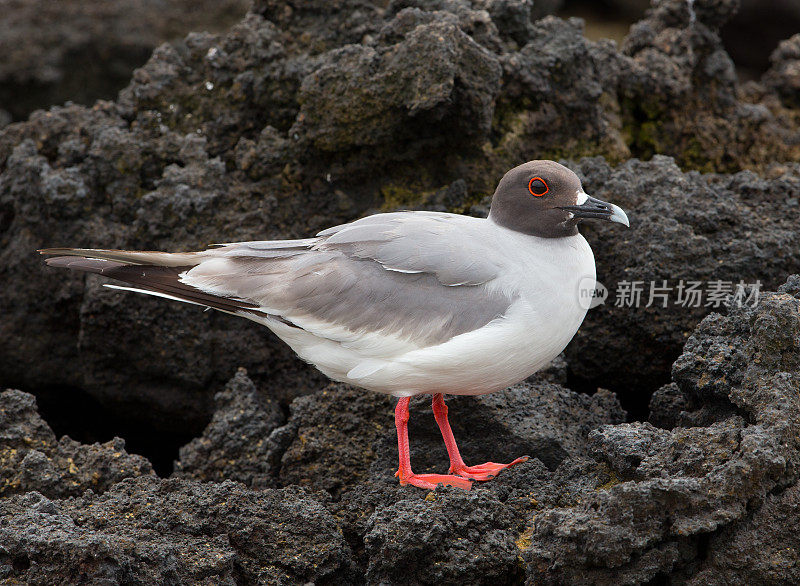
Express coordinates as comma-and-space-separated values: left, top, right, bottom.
258, 225, 596, 397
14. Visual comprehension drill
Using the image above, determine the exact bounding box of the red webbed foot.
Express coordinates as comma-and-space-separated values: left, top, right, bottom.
396, 470, 473, 490
450, 456, 529, 481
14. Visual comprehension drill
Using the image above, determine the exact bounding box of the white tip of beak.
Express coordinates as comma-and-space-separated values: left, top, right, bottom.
608, 203, 630, 227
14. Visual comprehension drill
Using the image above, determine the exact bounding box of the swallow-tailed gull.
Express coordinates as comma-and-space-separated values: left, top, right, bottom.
41, 160, 629, 490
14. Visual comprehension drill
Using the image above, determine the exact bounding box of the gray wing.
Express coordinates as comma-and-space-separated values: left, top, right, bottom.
316, 211, 498, 286
185, 212, 513, 347
42, 213, 514, 348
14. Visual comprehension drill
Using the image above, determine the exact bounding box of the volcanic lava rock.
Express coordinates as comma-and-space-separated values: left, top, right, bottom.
0, 477, 357, 584
688, 481, 800, 584
496, 15, 632, 164
0, 389, 153, 498
290, 15, 502, 172
2, 0, 800, 434
363, 489, 524, 584
617, 0, 800, 172
519, 280, 800, 584
764, 33, 800, 109
267, 379, 624, 496
264, 377, 625, 581
270, 384, 396, 497
568, 155, 800, 394
173, 368, 284, 488
0, 0, 249, 122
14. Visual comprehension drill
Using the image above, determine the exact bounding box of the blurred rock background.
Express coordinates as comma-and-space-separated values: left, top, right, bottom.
0, 0, 251, 125
4, 0, 799, 127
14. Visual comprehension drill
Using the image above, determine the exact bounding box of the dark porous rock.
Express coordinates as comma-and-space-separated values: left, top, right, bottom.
364, 490, 524, 584
519, 280, 800, 584
330, 454, 616, 582
477, 0, 536, 47
0, 0, 249, 121
253, 0, 387, 55
494, 0, 800, 172
0, 389, 153, 498
497, 16, 631, 164
2, 0, 800, 435
763, 33, 800, 109
290, 13, 502, 175
648, 382, 687, 428
778, 273, 800, 298
618, 0, 800, 172
272, 384, 396, 497
173, 369, 284, 488
688, 481, 800, 585
0, 477, 356, 584
568, 155, 800, 392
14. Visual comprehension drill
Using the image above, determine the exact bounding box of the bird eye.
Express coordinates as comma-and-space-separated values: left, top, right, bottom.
528, 177, 549, 197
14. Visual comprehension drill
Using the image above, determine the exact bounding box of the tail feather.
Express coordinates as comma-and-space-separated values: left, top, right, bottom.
42, 254, 260, 315
38, 247, 204, 267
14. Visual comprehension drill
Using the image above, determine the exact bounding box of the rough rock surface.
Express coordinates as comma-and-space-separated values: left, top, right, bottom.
0, 389, 153, 498
0, 478, 356, 584
689, 481, 800, 584
172, 368, 284, 488
520, 280, 800, 584
568, 155, 800, 394
176, 373, 624, 498
2, 0, 800, 435
0, 0, 250, 121
268, 381, 624, 496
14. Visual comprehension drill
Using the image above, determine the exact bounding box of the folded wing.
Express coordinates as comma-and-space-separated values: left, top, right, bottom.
41, 212, 513, 349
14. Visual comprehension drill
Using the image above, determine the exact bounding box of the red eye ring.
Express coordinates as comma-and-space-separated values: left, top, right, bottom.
528, 177, 549, 197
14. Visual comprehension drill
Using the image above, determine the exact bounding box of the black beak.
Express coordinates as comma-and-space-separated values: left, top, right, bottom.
558, 194, 630, 227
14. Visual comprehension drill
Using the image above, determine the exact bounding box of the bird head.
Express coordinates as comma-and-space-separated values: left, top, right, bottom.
488, 160, 629, 238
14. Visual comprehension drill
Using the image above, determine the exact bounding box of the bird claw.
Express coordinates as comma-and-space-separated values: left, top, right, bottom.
450, 456, 529, 481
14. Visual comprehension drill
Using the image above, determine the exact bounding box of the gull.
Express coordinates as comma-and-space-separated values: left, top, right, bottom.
40, 160, 629, 490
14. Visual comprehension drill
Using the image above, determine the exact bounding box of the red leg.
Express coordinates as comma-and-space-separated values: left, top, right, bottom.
431, 393, 528, 481
394, 397, 472, 490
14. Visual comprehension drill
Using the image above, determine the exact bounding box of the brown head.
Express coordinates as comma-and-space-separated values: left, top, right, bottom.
488, 160, 629, 238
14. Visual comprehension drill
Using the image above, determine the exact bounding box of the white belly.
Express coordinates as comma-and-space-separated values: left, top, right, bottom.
258, 231, 596, 397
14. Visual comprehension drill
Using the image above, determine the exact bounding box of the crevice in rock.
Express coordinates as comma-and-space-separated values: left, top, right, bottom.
721, 9, 800, 81
33, 384, 202, 476
643, 572, 670, 585
11, 554, 30, 573
695, 532, 711, 561
560, 0, 642, 43
0, 201, 15, 234
567, 368, 670, 423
